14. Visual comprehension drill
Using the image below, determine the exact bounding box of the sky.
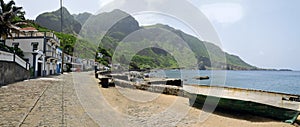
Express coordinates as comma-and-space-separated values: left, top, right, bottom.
8, 0, 300, 70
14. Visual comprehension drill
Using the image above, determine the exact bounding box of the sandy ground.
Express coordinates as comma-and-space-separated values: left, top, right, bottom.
98, 79, 296, 127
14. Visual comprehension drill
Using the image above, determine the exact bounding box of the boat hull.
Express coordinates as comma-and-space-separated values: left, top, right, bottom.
188, 93, 299, 123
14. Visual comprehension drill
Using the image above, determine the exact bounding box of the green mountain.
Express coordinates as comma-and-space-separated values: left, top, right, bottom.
80, 9, 139, 45
147, 24, 255, 70
35, 7, 82, 34
36, 8, 255, 70
73, 12, 92, 25
79, 9, 256, 70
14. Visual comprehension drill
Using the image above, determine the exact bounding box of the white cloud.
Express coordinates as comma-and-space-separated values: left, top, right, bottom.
98, 0, 115, 7
133, 13, 198, 37
200, 3, 244, 24
133, 13, 169, 26
259, 51, 265, 56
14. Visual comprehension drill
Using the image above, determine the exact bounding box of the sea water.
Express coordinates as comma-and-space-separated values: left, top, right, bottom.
150, 70, 300, 95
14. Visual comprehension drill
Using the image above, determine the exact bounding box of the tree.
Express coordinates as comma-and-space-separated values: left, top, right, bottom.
0, 0, 25, 43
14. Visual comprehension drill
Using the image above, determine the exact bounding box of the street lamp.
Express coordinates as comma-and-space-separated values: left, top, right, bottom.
60, 0, 64, 74
60, 0, 63, 33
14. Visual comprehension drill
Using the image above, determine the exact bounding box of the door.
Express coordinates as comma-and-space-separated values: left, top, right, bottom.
38, 62, 42, 77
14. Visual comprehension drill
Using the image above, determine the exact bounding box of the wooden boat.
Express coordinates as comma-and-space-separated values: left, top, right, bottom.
193, 76, 209, 80
184, 85, 300, 123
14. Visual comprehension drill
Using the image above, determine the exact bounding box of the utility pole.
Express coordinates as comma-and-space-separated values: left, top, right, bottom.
60, 0, 63, 33
60, 0, 64, 74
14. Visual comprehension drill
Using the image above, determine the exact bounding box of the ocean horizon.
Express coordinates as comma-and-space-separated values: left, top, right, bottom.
151, 70, 300, 95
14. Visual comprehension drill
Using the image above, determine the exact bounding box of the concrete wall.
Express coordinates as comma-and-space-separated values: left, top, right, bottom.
113, 79, 185, 97
0, 61, 30, 86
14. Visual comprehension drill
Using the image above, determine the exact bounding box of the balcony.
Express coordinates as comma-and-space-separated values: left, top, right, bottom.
10, 32, 60, 46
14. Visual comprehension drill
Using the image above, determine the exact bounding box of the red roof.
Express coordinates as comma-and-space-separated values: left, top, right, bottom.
20, 27, 38, 31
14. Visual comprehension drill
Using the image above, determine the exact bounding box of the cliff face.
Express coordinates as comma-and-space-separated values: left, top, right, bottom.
79, 9, 140, 45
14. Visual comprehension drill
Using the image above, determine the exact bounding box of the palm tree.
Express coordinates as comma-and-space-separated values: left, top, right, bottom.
0, 0, 25, 44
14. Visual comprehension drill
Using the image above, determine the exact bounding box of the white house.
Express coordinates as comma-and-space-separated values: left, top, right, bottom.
56, 48, 63, 74
6, 27, 61, 77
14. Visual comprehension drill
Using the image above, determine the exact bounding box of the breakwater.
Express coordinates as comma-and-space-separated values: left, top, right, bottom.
113, 79, 186, 97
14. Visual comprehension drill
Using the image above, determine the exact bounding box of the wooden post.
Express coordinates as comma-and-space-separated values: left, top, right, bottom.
101, 78, 110, 88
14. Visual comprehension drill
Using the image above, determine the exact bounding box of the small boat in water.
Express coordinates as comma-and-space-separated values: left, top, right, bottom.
193, 76, 209, 80
184, 85, 300, 123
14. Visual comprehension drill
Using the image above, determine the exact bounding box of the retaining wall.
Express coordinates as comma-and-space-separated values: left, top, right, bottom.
0, 61, 30, 86
113, 79, 186, 97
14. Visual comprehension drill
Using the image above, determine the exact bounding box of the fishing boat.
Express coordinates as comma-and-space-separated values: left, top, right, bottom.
184, 84, 300, 123
193, 76, 210, 80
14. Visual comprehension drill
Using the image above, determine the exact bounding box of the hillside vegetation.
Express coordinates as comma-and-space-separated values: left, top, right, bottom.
36, 8, 257, 70
36, 7, 81, 34
78, 9, 256, 70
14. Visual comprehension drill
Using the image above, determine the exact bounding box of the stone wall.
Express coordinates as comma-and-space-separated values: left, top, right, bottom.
113, 79, 186, 97
0, 61, 30, 86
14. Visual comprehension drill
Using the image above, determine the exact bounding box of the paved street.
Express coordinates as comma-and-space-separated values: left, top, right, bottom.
0, 73, 98, 127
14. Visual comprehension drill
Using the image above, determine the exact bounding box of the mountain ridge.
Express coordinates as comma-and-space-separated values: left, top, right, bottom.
35, 8, 257, 70
73, 12, 92, 25
36, 7, 82, 34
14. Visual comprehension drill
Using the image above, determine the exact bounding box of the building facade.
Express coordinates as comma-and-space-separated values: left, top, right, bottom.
6, 27, 61, 77
56, 48, 63, 74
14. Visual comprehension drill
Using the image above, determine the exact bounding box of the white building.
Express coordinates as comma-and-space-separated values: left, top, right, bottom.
56, 48, 63, 74
81, 59, 95, 71
63, 54, 82, 72
6, 27, 61, 77
62, 53, 96, 72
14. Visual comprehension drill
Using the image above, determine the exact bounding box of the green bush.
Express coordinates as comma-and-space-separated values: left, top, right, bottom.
0, 43, 24, 58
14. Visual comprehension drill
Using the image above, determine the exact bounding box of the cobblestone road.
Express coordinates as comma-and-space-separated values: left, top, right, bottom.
0, 73, 98, 127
